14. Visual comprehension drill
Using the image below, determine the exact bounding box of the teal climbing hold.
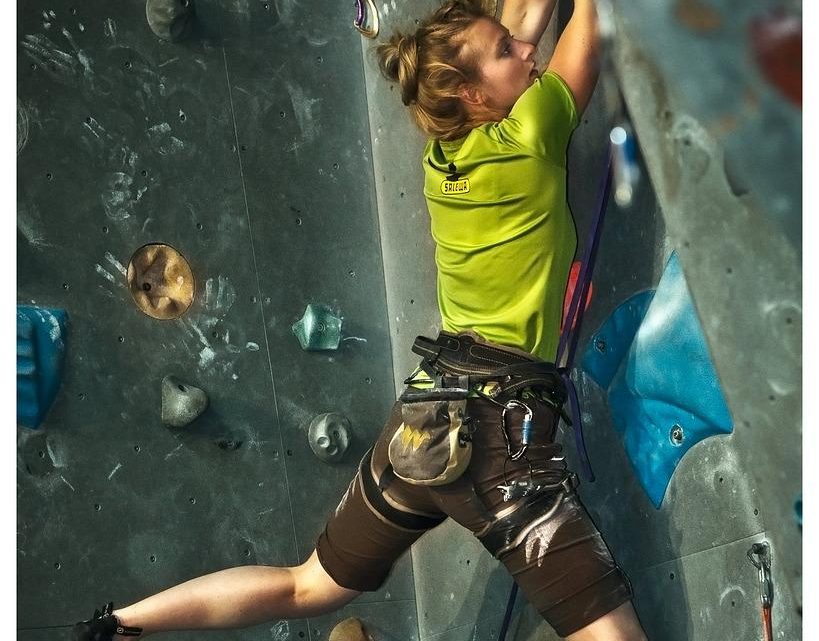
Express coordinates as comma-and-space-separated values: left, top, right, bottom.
292, 304, 343, 351
17, 306, 68, 429
582, 252, 733, 508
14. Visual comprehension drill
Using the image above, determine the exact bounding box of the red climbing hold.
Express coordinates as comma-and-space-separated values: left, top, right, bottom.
561, 261, 593, 332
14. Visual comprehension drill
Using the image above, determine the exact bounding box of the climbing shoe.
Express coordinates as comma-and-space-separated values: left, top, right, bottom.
72, 602, 143, 640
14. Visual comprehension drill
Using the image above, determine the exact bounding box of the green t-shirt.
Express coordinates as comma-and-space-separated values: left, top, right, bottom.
422, 71, 579, 363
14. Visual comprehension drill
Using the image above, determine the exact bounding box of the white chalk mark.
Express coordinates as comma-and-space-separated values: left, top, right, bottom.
158, 57, 179, 67
285, 82, 321, 146
342, 336, 367, 343
100, 171, 134, 221
246, 342, 260, 352
78, 23, 85, 31
95, 264, 116, 283
270, 621, 290, 641
60, 476, 76, 492
164, 444, 184, 461
104, 18, 117, 40
105, 251, 126, 276
49, 10, 56, 18
719, 585, 746, 605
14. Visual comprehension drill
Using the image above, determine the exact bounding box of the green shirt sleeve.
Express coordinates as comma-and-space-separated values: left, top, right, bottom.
495, 70, 579, 165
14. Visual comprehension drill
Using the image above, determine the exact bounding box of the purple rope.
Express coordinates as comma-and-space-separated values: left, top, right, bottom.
557, 149, 614, 482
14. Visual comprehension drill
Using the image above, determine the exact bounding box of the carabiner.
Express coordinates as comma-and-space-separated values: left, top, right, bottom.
354, 0, 379, 39
501, 400, 534, 461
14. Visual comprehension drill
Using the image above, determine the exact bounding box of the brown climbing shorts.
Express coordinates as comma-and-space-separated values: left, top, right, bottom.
315, 343, 633, 638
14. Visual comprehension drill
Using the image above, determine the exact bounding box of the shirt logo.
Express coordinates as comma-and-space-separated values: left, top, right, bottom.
440, 162, 470, 194
441, 178, 471, 194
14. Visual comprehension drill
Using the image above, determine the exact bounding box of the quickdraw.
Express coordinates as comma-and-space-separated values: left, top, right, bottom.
747, 542, 774, 641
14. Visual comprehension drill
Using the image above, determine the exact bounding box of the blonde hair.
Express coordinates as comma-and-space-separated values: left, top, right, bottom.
376, 0, 492, 140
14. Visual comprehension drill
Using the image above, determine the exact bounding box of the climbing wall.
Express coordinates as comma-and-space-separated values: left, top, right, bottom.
17, 1, 419, 640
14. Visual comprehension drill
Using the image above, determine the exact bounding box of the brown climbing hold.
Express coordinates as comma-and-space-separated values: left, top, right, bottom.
674, 0, 723, 33
328, 617, 372, 641
749, 9, 801, 108
127, 243, 195, 320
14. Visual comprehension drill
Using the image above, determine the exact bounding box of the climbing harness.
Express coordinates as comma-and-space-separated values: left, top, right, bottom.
747, 542, 774, 641
353, 0, 379, 38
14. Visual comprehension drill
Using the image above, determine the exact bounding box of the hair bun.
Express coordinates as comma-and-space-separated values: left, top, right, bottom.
376, 32, 420, 106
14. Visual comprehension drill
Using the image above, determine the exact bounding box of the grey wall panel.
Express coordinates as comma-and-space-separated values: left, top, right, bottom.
629, 533, 798, 641
18, 1, 416, 639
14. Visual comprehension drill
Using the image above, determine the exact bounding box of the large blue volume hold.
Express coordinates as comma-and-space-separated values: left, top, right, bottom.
582, 252, 733, 507
17, 306, 68, 429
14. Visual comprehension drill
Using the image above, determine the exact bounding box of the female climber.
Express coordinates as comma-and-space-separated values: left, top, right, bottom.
74, 1, 647, 639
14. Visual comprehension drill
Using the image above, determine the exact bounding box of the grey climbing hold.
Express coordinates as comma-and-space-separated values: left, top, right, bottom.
292, 304, 343, 351
161, 375, 208, 427
146, 0, 195, 42
308, 413, 351, 463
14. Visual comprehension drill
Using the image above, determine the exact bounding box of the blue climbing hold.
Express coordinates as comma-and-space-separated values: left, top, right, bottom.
582, 252, 733, 507
17, 306, 68, 429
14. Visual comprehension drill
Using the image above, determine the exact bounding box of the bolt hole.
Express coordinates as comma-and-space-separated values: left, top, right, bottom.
333, 162, 339, 170
179, 113, 186, 122
94, 504, 102, 511
241, 144, 247, 151
78, 393, 86, 401
769, 395, 776, 402
786, 317, 793, 324
118, 336, 125, 343
244, 548, 251, 556
264, 296, 271, 304
719, 476, 724, 483
142, 282, 151, 291
178, 384, 187, 392
102, 226, 109, 233
212, 331, 219, 338
125, 61, 132, 69
149, 555, 157, 563
71, 7, 77, 14
410, 299, 414, 304
365, 377, 372, 384
141, 169, 148, 177
670, 572, 675, 580
251, 295, 258, 303
279, 111, 286, 118
31, 63, 37, 70
263, 2, 269, 9
295, 217, 303, 226
38, 451, 46, 459
189, 497, 196, 504
754, 508, 759, 516
348, 270, 356, 277
85, 116, 92, 124
683, 241, 690, 248
400, 191, 405, 198
299, 633, 305, 639
726, 267, 733, 275
316, 56, 323, 63
54, 562, 62, 570
731, 600, 735, 607
196, 222, 204, 231
63, 283, 70, 290
46, 172, 53, 180
286, 449, 293, 456
134, 445, 141, 453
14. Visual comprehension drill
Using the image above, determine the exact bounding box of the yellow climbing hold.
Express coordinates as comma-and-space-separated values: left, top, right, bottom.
329, 617, 371, 641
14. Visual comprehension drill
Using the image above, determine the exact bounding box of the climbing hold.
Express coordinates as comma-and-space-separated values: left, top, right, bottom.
329, 617, 371, 641
17, 306, 68, 429
292, 304, 343, 351
161, 375, 208, 427
582, 252, 733, 507
127, 244, 195, 320
308, 413, 351, 463
146, 0, 195, 42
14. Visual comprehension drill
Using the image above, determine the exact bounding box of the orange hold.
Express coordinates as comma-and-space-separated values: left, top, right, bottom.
749, 9, 802, 108
561, 260, 593, 332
